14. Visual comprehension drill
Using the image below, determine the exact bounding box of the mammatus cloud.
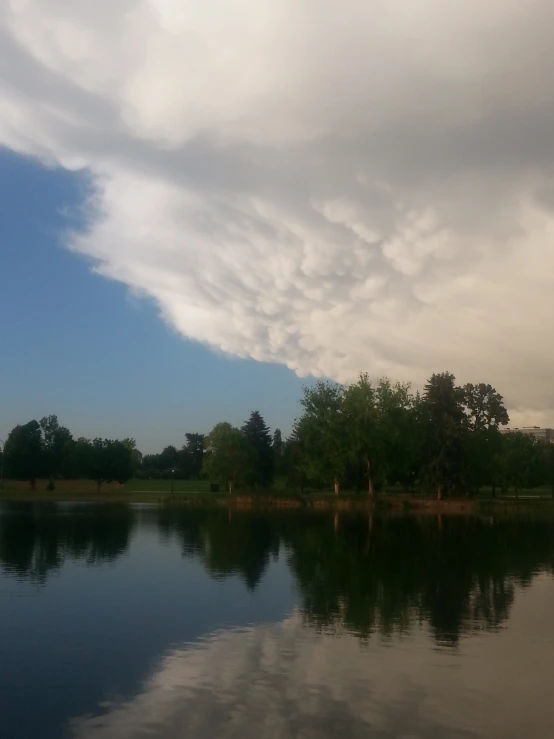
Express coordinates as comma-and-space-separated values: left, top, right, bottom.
2, 1, 554, 421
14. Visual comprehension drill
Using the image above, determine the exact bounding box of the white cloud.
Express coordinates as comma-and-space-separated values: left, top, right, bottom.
2, 0, 554, 419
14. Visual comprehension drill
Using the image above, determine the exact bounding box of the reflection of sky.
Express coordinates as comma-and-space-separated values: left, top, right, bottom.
0, 518, 296, 739
69, 576, 554, 739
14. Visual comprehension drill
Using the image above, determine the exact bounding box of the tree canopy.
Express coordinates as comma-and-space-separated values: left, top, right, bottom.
5, 370, 554, 498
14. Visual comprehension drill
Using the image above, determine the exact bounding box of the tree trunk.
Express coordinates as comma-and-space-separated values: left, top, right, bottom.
334, 512, 339, 534
333, 478, 340, 495
366, 457, 373, 500
437, 485, 442, 500
228, 480, 233, 495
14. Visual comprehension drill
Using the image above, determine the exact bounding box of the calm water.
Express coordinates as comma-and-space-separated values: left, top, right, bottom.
1, 504, 554, 738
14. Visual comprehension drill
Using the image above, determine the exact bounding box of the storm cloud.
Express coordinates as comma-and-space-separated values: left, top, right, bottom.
2, 0, 554, 422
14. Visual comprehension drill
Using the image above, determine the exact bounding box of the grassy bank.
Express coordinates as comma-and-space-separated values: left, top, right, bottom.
2, 478, 554, 514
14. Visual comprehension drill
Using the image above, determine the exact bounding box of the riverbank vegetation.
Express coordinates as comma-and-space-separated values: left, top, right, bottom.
2, 372, 554, 499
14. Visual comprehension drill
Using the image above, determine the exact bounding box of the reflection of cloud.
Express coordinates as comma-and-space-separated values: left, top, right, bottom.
3, 3, 554, 417
68, 578, 554, 739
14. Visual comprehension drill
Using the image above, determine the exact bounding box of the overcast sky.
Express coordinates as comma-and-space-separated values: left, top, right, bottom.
2, 0, 554, 427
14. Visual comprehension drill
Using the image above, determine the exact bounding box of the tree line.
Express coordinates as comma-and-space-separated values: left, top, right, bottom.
1, 416, 137, 492
2, 371, 554, 496
200, 371, 554, 498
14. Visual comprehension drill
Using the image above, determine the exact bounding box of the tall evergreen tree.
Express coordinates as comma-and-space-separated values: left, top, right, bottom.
272, 428, 284, 476
241, 411, 274, 487
421, 372, 467, 499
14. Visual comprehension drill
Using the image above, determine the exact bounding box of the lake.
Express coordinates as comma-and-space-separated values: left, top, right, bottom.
1, 503, 553, 738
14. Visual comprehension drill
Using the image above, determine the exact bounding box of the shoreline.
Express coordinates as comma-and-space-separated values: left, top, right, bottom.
1, 490, 554, 515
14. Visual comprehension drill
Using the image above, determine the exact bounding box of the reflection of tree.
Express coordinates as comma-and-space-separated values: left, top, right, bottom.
158, 509, 554, 642
4, 502, 554, 647
0, 502, 135, 584
157, 509, 280, 590
282, 514, 554, 644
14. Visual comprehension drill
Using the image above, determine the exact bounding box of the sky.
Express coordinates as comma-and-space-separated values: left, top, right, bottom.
2, 0, 554, 450
0, 149, 305, 451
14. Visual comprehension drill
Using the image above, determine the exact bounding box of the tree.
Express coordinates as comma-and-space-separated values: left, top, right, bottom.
84, 438, 134, 492
465, 426, 504, 496
341, 375, 416, 497
158, 445, 179, 473
272, 428, 284, 476
241, 411, 274, 488
142, 453, 161, 476
203, 423, 254, 493
463, 383, 509, 431
181, 433, 205, 479
62, 437, 93, 479
4, 420, 43, 488
282, 428, 309, 491
89, 439, 109, 492
39, 415, 72, 477
544, 444, 554, 498
107, 439, 135, 485
462, 383, 509, 496
295, 381, 348, 494
421, 372, 467, 499
496, 432, 544, 496
341, 374, 378, 497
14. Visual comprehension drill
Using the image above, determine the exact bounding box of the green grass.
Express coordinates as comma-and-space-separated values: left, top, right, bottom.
2, 478, 554, 509
127, 478, 211, 493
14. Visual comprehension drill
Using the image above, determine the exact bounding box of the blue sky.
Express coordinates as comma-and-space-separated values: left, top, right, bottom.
0, 149, 306, 453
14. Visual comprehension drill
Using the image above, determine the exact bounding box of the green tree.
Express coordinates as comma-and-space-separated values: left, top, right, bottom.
63, 437, 93, 479
203, 422, 254, 493
341, 374, 378, 497
142, 453, 161, 476
421, 372, 467, 498
342, 375, 417, 497
282, 428, 309, 491
158, 445, 179, 473
462, 383, 509, 496
496, 432, 545, 496
241, 411, 274, 488
181, 433, 205, 478
89, 439, 110, 492
85, 438, 134, 492
463, 383, 509, 431
107, 439, 135, 485
272, 428, 284, 476
295, 381, 348, 494
39, 415, 73, 478
542, 444, 554, 498
465, 426, 504, 496
4, 420, 43, 488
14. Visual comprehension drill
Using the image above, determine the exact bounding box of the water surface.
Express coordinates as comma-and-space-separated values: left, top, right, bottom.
1, 503, 553, 738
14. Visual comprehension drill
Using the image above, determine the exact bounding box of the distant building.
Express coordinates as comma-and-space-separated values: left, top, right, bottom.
499, 426, 554, 443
